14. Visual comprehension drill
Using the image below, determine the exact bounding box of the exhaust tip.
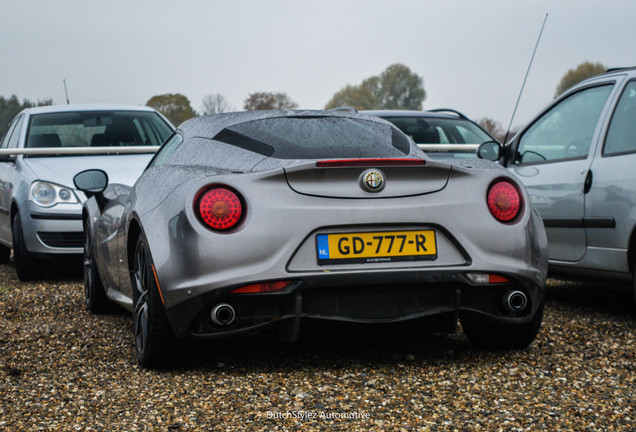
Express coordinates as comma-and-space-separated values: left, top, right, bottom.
503, 290, 528, 312
211, 303, 236, 327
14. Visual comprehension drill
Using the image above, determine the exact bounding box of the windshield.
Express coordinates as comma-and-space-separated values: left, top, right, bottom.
212, 116, 411, 159
27, 110, 173, 149
383, 116, 492, 145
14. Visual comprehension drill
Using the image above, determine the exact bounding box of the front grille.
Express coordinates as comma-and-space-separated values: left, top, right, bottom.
37, 232, 83, 248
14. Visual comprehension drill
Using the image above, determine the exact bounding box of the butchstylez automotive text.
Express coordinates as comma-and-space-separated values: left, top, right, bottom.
266, 410, 370, 420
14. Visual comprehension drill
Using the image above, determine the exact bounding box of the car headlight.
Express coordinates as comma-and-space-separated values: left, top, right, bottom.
30, 181, 79, 207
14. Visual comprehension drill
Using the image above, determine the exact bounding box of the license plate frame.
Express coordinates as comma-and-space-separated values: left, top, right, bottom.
316, 229, 437, 265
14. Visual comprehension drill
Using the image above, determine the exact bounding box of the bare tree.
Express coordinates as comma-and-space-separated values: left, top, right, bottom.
477, 117, 505, 142
202, 93, 231, 115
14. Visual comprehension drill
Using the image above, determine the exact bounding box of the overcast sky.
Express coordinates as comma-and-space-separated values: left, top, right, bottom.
2, 0, 634, 129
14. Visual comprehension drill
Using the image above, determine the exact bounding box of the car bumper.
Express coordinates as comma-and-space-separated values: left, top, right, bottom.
22, 203, 83, 256
172, 268, 543, 340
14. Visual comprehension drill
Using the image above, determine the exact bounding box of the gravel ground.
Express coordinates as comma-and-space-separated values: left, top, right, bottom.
0, 261, 634, 431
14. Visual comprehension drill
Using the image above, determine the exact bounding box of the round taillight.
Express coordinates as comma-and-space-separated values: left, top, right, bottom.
487, 180, 521, 222
197, 187, 243, 230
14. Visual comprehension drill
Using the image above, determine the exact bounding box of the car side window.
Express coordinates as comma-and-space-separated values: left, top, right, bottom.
1, 115, 23, 149
147, 133, 183, 168
456, 126, 483, 144
603, 80, 636, 156
516, 85, 613, 164
435, 127, 449, 143
0, 123, 16, 149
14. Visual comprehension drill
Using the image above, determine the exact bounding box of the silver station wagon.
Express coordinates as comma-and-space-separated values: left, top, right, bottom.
479, 67, 636, 301
365, 109, 497, 159
0, 104, 173, 281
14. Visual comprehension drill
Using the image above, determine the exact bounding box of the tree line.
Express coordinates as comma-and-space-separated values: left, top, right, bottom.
1, 61, 606, 138
145, 63, 427, 125
0, 96, 52, 138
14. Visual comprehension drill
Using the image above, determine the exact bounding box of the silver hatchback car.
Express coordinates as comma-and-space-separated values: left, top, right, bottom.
479, 67, 636, 300
0, 104, 173, 281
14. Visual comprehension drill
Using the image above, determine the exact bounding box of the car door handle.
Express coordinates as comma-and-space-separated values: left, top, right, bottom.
583, 170, 593, 194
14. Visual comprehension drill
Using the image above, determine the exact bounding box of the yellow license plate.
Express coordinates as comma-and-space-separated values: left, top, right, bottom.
316, 230, 437, 264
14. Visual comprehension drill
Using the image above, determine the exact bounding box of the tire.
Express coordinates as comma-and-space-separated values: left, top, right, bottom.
461, 301, 544, 350
12, 213, 42, 282
0, 244, 10, 263
132, 233, 179, 368
83, 218, 109, 313
632, 267, 636, 308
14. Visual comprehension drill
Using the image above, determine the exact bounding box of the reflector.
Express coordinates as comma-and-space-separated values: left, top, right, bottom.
488, 274, 510, 284
466, 273, 510, 284
230, 280, 291, 294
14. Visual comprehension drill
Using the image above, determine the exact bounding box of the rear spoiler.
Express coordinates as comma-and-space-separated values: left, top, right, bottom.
0, 146, 159, 156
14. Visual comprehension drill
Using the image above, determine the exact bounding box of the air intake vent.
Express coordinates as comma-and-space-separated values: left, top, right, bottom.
37, 232, 83, 248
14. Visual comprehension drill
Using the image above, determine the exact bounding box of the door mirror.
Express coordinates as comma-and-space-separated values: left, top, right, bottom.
477, 141, 501, 161
74, 169, 108, 197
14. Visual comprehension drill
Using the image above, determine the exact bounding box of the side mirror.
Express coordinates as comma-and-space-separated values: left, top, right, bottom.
477, 141, 501, 161
73, 169, 108, 197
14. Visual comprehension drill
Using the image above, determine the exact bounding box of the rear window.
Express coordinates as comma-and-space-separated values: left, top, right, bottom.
212, 116, 411, 159
27, 111, 173, 149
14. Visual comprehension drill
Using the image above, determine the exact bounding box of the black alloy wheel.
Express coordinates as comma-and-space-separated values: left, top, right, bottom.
132, 234, 179, 368
83, 218, 109, 313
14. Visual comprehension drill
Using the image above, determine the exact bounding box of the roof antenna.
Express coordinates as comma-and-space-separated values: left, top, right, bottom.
503, 13, 548, 144
63, 79, 70, 104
